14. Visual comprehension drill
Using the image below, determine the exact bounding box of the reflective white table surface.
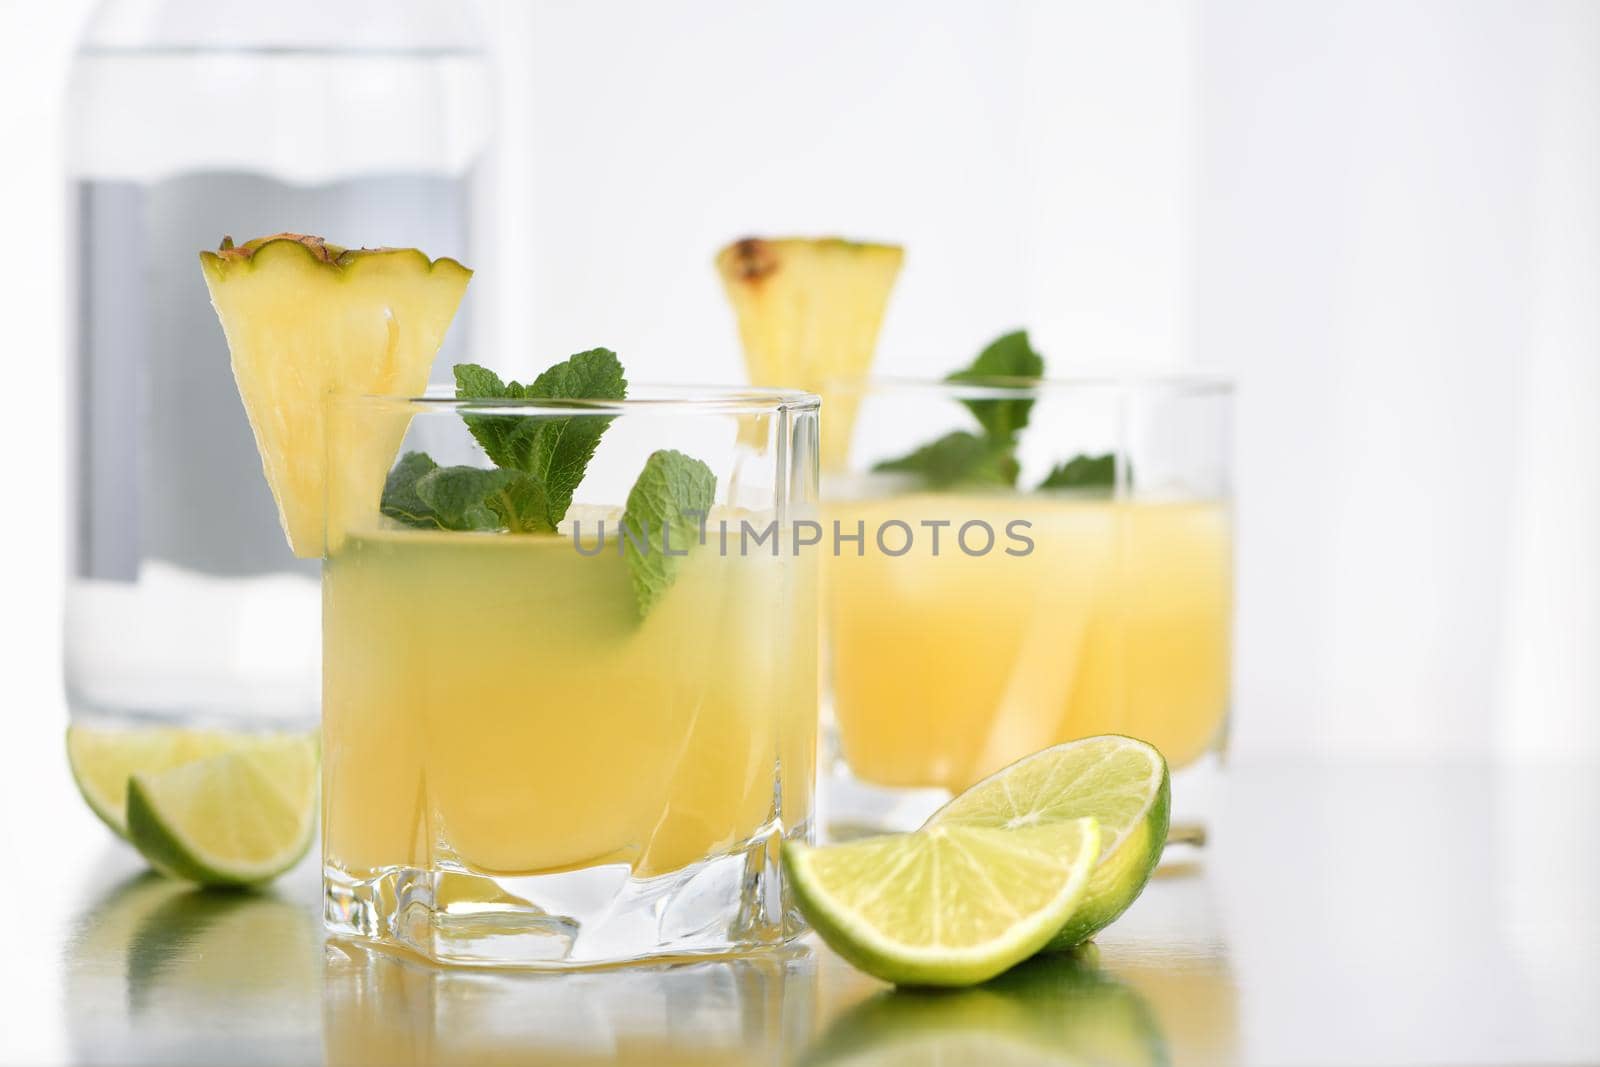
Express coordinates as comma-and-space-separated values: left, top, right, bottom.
2, 758, 1595, 1066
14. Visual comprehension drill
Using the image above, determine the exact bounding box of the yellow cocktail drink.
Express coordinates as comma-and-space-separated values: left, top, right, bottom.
826, 493, 1230, 793
323, 519, 816, 886
197, 237, 821, 962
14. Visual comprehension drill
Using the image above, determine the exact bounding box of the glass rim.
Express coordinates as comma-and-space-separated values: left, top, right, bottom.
330, 383, 822, 417
823, 372, 1234, 400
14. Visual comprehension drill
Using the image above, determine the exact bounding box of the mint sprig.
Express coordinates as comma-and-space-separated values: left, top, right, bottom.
871, 330, 1130, 493
873, 330, 1040, 488
455, 348, 627, 528
377, 351, 716, 617
946, 329, 1044, 443
381, 350, 625, 534
620, 450, 716, 616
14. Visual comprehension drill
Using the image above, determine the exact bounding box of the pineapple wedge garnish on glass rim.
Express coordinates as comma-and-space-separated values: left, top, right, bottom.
716, 236, 903, 470
199, 233, 472, 557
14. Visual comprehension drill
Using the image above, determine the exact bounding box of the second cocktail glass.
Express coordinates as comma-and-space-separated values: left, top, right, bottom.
321, 386, 820, 968
822, 376, 1233, 839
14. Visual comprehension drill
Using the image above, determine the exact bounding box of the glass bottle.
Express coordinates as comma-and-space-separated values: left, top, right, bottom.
64, 0, 494, 730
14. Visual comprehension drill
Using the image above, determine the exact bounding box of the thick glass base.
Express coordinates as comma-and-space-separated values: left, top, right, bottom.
324, 821, 808, 969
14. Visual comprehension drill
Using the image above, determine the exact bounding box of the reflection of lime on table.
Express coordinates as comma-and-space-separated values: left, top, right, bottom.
66, 873, 321, 1063
803, 952, 1168, 1067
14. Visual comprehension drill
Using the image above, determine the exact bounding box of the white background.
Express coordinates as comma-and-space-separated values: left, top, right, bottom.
0, 6, 1596, 1064
1, 0, 1596, 767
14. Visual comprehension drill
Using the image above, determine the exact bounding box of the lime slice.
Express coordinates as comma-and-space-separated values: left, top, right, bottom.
929, 735, 1169, 950
784, 817, 1100, 987
126, 734, 319, 887
67, 725, 239, 838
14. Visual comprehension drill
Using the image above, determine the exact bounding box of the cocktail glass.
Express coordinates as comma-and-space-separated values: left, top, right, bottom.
321, 386, 820, 967
821, 376, 1232, 844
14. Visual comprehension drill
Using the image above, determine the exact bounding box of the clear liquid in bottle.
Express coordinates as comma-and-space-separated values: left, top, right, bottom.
64, 5, 493, 729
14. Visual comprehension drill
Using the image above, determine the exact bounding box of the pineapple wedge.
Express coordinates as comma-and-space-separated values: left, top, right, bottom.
200, 234, 471, 557
716, 237, 903, 469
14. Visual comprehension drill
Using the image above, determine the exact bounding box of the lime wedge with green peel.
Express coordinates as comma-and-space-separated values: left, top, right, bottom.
67, 725, 240, 838
784, 817, 1100, 987
929, 735, 1170, 950
126, 734, 319, 887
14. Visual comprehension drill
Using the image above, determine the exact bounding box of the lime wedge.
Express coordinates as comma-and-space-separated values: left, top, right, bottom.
67, 725, 239, 838
784, 817, 1099, 987
126, 734, 318, 887
929, 735, 1170, 949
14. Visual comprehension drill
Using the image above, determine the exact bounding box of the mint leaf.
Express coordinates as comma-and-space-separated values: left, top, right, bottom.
875, 331, 1044, 492
453, 362, 509, 399
414, 466, 514, 531
621, 449, 716, 617
483, 472, 553, 533
380, 451, 444, 528
379, 456, 556, 533
454, 363, 543, 471
523, 348, 627, 523
947, 330, 1044, 443
874, 431, 1019, 489
1039, 453, 1124, 493
454, 349, 627, 526
380, 352, 630, 537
